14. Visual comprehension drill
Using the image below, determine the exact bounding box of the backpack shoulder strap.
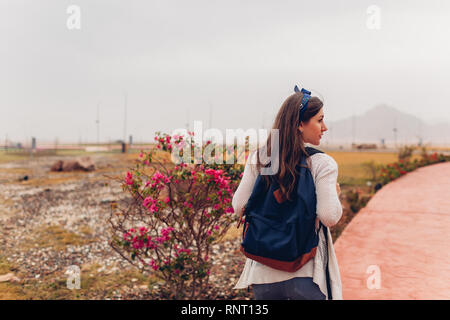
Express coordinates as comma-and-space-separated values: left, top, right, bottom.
305, 146, 325, 156
321, 223, 333, 300
299, 147, 325, 167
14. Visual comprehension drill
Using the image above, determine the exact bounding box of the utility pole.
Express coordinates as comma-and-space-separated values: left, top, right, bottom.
352, 111, 356, 147
418, 119, 423, 146
393, 117, 398, 150
261, 111, 266, 129
96, 102, 100, 146
208, 101, 213, 129
78, 129, 82, 147
30, 137, 36, 159
123, 91, 128, 143
329, 125, 333, 147
185, 109, 190, 131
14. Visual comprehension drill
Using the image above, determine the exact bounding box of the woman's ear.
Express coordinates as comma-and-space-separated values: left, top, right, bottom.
298, 123, 304, 133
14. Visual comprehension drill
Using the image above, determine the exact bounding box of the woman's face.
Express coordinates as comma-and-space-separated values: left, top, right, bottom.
298, 108, 328, 146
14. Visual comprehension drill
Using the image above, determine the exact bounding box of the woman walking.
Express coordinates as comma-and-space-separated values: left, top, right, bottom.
232, 86, 343, 300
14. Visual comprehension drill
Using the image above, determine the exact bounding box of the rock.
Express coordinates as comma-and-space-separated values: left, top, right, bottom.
0, 272, 21, 283
50, 160, 64, 172
77, 157, 95, 172
352, 143, 378, 150
62, 161, 80, 172
50, 157, 96, 172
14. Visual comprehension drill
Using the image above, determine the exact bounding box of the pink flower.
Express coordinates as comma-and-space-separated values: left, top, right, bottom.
161, 227, 174, 238
146, 237, 156, 249
155, 237, 164, 243
125, 172, 134, 185
149, 259, 159, 271
139, 226, 148, 235
177, 141, 186, 148
123, 232, 131, 241
177, 248, 191, 255
143, 196, 159, 213
152, 171, 171, 185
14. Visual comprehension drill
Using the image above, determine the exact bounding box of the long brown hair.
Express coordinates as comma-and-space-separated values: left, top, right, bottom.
254, 91, 323, 202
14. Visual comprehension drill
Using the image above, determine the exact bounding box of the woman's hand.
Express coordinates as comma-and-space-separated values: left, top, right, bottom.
236, 206, 246, 228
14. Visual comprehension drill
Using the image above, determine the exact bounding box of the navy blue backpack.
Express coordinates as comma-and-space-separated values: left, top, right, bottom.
240, 147, 326, 273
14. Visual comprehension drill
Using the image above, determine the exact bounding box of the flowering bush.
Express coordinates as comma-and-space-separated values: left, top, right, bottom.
397, 145, 416, 161
108, 131, 245, 299
378, 149, 449, 186
346, 188, 371, 213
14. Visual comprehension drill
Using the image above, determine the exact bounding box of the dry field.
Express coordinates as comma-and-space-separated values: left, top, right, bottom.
0, 150, 248, 299
0, 148, 403, 299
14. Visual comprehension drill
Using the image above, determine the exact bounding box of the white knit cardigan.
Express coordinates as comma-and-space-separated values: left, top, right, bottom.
232, 150, 343, 300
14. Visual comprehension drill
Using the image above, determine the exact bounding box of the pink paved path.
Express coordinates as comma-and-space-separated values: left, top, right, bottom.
334, 162, 450, 299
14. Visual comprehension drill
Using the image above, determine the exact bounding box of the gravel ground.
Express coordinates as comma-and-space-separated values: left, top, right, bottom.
0, 154, 253, 300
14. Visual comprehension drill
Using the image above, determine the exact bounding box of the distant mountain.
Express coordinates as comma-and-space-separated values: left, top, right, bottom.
323, 104, 450, 146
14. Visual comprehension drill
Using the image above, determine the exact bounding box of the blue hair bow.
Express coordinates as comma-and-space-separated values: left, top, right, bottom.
294, 85, 311, 122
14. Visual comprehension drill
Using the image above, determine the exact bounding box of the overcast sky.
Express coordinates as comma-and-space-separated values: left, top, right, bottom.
2, 0, 450, 144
